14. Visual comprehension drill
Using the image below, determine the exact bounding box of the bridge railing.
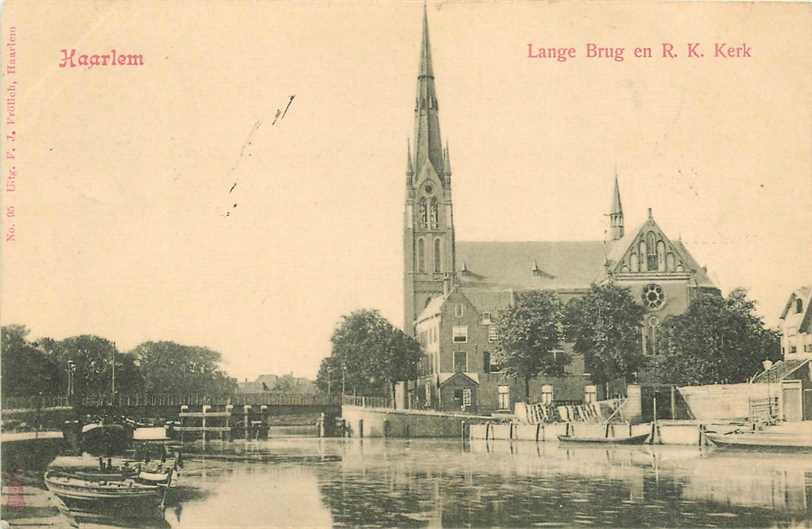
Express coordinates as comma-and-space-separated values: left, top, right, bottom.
2, 395, 71, 410
341, 394, 391, 409
2, 393, 340, 410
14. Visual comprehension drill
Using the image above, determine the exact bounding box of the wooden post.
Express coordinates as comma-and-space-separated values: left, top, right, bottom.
670, 385, 676, 420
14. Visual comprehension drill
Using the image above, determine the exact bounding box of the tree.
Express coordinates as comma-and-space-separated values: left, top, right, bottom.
654, 288, 781, 385
131, 341, 237, 395
564, 282, 647, 386
1, 325, 61, 396
494, 290, 568, 402
318, 309, 422, 399
38, 334, 142, 397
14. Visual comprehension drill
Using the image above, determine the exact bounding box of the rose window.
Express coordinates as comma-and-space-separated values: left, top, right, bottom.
642, 284, 665, 310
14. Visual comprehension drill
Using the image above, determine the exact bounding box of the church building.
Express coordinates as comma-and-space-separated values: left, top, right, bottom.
402, 8, 719, 413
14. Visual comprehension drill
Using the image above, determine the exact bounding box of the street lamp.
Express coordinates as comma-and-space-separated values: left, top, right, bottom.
66, 360, 76, 401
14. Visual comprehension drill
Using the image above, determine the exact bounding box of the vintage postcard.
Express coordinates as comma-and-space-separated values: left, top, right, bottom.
1, 1, 811, 528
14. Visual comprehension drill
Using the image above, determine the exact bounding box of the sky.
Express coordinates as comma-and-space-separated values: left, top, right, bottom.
1, 1, 810, 381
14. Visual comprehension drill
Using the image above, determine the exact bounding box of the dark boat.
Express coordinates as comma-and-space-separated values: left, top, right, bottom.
81, 422, 131, 456
558, 432, 651, 445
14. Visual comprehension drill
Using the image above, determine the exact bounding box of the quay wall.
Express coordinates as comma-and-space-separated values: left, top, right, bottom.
1, 434, 64, 472
341, 405, 497, 438
470, 420, 718, 445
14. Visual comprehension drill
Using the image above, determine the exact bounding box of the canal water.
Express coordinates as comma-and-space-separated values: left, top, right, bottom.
69, 438, 811, 528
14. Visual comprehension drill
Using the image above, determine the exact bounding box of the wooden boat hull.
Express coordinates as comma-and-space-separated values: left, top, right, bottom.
558, 433, 651, 445
705, 433, 812, 451
44, 471, 167, 514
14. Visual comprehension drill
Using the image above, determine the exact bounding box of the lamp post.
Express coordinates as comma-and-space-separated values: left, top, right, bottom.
762, 359, 774, 417
66, 360, 76, 402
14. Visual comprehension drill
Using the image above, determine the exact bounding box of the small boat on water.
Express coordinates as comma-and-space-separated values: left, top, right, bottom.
44, 470, 168, 512
558, 432, 651, 445
705, 432, 812, 451
45, 426, 180, 515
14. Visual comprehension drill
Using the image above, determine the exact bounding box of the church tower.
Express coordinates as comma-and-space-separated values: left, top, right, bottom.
608, 173, 625, 241
403, 6, 456, 334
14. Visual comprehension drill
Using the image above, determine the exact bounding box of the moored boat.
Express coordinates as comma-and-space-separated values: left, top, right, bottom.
558, 432, 651, 445
705, 432, 812, 451
44, 470, 168, 513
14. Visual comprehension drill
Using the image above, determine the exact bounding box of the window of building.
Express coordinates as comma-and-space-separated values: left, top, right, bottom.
454, 303, 465, 318
463, 388, 472, 408
797, 298, 804, 314
433, 238, 442, 273
488, 325, 498, 343
642, 316, 658, 356
541, 384, 554, 405
453, 389, 463, 407
646, 232, 658, 271
642, 284, 665, 310
790, 345, 798, 354
452, 326, 468, 343
483, 351, 491, 373
417, 238, 425, 273
498, 385, 510, 410
418, 197, 428, 228
481, 312, 492, 324
454, 351, 467, 372
429, 198, 439, 229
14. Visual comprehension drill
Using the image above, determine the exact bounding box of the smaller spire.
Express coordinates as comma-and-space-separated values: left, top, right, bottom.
608, 172, 625, 241
406, 138, 414, 177
648, 207, 654, 220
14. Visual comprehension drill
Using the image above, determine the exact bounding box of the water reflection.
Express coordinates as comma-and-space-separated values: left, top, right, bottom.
71, 438, 812, 528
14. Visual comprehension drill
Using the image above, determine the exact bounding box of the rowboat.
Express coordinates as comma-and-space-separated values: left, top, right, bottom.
44, 452, 175, 514
558, 432, 651, 445
44, 470, 169, 512
705, 432, 812, 451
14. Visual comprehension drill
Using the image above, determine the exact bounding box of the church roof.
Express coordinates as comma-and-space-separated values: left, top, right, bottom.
456, 241, 608, 291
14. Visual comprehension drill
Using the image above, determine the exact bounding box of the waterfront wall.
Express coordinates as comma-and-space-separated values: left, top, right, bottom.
678, 383, 781, 421
341, 405, 495, 438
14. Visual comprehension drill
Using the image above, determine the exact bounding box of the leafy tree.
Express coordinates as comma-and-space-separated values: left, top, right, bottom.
38, 334, 143, 397
319, 309, 422, 399
494, 290, 568, 402
564, 282, 647, 386
130, 341, 237, 395
654, 288, 781, 385
1, 325, 61, 396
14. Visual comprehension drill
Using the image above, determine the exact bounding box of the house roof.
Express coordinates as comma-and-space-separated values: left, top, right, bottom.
752, 358, 810, 383
456, 241, 609, 291
779, 286, 812, 333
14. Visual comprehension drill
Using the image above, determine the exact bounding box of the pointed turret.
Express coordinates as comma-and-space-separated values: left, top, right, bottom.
609, 173, 624, 240
443, 142, 452, 178
406, 139, 415, 181
412, 4, 445, 179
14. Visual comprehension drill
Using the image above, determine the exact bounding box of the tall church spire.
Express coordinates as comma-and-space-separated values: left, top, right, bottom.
609, 172, 625, 241
413, 4, 445, 179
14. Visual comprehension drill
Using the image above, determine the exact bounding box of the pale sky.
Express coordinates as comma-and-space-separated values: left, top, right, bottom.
1, 1, 810, 380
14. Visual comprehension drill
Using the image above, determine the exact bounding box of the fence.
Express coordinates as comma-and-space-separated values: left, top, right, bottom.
341, 394, 391, 409
2, 395, 71, 410
2, 392, 339, 410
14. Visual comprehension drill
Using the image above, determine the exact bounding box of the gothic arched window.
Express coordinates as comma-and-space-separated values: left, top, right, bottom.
417, 238, 426, 273
418, 198, 428, 228
642, 316, 658, 356
429, 198, 439, 229
646, 232, 658, 271
656, 241, 666, 271
638, 240, 647, 271
433, 238, 442, 273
